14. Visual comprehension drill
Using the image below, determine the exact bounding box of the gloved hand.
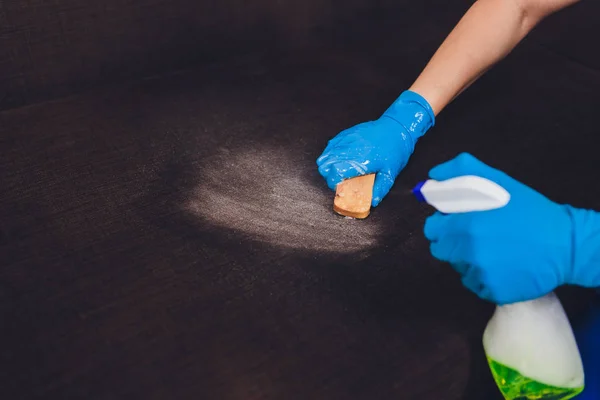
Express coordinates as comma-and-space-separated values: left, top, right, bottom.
424, 152, 600, 305
316, 90, 435, 206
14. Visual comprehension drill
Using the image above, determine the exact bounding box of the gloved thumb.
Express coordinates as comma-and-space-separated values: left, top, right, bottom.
372, 171, 395, 207
428, 152, 493, 181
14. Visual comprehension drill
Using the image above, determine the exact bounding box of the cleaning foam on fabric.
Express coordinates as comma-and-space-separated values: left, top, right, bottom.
413, 176, 585, 400
184, 146, 381, 253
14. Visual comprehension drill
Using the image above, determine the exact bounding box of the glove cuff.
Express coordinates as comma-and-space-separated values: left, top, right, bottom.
382, 90, 436, 142
565, 205, 600, 288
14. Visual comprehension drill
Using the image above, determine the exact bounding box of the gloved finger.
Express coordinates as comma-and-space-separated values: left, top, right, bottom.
317, 153, 349, 176
317, 141, 343, 167
451, 262, 471, 276
429, 229, 477, 265
316, 149, 336, 168
317, 139, 368, 173
319, 157, 370, 180
316, 130, 358, 166
482, 270, 526, 305
372, 171, 395, 207
460, 268, 494, 302
428, 152, 494, 181
423, 212, 450, 241
429, 240, 453, 262
318, 160, 333, 177
316, 152, 329, 168
316, 140, 344, 168
323, 161, 366, 190
318, 147, 364, 170
460, 267, 480, 292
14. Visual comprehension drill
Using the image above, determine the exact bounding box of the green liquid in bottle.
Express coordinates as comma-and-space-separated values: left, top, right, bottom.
487, 357, 584, 400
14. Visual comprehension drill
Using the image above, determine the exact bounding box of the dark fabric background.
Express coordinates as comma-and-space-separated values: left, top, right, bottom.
1, 1, 599, 399
1, 0, 596, 111
0, 0, 432, 111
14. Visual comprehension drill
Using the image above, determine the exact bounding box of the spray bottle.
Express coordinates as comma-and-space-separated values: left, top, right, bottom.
413, 175, 585, 400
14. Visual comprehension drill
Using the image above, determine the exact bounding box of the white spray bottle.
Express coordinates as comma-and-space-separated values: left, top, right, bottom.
413, 175, 585, 400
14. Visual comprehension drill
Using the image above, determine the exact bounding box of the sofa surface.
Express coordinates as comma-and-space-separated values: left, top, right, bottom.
1, 1, 599, 399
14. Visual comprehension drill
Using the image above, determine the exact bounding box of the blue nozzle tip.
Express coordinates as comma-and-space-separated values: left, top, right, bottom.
412, 181, 426, 202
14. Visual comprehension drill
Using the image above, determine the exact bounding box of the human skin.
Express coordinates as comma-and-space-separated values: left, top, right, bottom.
408, 0, 581, 116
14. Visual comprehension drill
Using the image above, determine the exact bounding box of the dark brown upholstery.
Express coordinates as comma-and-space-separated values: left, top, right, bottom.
0, 0, 413, 110
1, 1, 599, 399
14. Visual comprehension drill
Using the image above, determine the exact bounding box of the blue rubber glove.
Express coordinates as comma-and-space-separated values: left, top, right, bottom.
424, 152, 600, 305
316, 90, 435, 206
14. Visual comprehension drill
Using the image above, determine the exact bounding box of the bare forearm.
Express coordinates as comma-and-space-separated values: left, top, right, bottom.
409, 0, 579, 115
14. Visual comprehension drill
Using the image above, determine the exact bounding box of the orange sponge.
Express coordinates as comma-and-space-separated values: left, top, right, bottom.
333, 174, 376, 219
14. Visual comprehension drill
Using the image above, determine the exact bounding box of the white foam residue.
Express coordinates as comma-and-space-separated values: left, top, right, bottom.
183, 146, 380, 252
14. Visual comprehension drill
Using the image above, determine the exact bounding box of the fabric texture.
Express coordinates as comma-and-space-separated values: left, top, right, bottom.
1, 1, 600, 399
